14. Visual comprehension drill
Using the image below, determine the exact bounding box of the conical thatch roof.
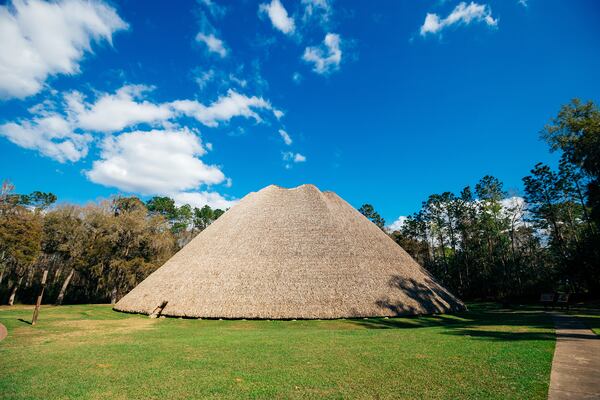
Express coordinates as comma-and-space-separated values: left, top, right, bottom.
115, 184, 465, 319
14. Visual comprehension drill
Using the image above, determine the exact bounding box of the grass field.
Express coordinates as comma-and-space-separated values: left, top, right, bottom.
0, 303, 556, 400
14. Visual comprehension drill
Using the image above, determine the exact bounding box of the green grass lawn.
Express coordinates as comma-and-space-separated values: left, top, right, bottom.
0, 303, 556, 400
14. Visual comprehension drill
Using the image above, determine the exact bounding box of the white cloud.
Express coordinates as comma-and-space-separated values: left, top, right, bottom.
67, 85, 281, 133
69, 85, 173, 133
173, 191, 236, 210
0, 113, 91, 163
86, 128, 226, 195
420, 2, 498, 36
279, 129, 292, 145
2, 84, 285, 162
282, 151, 306, 165
196, 32, 228, 58
301, 0, 331, 25
386, 216, 407, 232
195, 69, 216, 89
172, 89, 278, 127
228, 74, 248, 88
421, 14, 442, 36
501, 196, 525, 209
86, 128, 235, 209
518, 0, 528, 7
302, 33, 342, 74
0, 0, 127, 99
501, 196, 527, 225
199, 0, 227, 18
259, 0, 295, 35
294, 153, 306, 162
193, 69, 252, 92
292, 72, 302, 84
193, 63, 272, 95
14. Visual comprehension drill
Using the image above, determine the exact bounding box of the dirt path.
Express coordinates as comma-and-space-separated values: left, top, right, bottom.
548, 314, 600, 400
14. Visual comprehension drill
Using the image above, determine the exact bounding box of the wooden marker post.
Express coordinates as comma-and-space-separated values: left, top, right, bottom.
31, 270, 48, 326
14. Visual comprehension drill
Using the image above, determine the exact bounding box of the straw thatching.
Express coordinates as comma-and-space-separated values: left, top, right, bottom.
114, 184, 465, 319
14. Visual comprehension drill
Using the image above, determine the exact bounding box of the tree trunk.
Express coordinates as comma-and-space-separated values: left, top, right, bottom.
437, 230, 448, 274
32, 270, 48, 325
55, 268, 75, 305
53, 266, 63, 284
566, 206, 580, 244
8, 275, 24, 306
25, 267, 35, 288
110, 287, 118, 305
0, 251, 4, 285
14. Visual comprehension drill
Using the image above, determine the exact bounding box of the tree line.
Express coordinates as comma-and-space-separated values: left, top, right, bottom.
0, 188, 225, 305
362, 99, 599, 301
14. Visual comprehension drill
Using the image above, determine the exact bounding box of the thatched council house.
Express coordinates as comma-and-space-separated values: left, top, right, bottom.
115, 184, 465, 319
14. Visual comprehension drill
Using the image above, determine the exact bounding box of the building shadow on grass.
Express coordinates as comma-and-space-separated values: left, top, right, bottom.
352, 309, 556, 342
350, 276, 556, 342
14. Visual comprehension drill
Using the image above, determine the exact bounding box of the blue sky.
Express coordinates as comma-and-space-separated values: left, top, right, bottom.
1, 0, 599, 226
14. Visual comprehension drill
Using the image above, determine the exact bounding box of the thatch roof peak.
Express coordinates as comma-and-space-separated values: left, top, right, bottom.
115, 184, 465, 319
262, 183, 320, 192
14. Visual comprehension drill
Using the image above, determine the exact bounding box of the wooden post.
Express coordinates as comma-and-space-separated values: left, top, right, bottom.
31, 270, 48, 326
